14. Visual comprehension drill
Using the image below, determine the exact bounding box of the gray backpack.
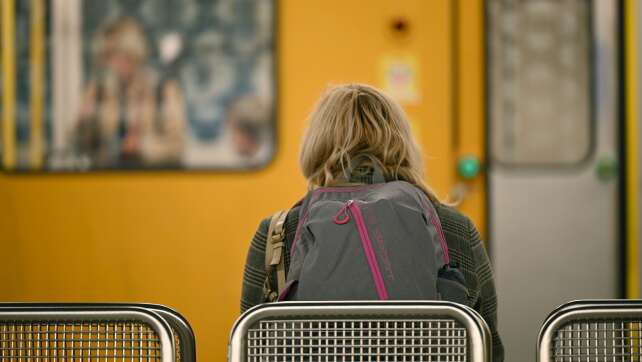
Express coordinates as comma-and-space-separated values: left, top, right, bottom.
263, 173, 468, 304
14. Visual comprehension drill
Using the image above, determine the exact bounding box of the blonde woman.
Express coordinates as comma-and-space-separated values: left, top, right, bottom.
240, 84, 503, 361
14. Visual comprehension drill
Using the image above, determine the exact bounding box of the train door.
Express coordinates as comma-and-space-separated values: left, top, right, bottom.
487, 1, 621, 360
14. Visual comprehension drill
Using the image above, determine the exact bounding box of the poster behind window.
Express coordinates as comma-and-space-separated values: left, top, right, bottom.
9, 0, 276, 171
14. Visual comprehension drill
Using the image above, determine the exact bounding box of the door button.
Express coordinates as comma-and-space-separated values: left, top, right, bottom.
457, 155, 481, 180
596, 156, 618, 182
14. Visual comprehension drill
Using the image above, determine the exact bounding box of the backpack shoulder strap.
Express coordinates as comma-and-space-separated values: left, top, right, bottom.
263, 209, 289, 300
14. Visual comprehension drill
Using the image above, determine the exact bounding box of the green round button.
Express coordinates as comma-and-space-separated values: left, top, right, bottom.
457, 155, 481, 180
596, 156, 618, 181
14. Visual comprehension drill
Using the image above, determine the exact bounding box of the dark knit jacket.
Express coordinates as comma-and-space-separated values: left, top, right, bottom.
240, 200, 504, 361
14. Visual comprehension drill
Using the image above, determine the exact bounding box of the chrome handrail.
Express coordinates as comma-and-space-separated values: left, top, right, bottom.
0, 304, 176, 362
538, 300, 642, 362
228, 301, 492, 362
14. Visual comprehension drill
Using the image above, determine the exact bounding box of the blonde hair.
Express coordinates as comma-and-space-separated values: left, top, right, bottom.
300, 83, 438, 202
94, 16, 149, 64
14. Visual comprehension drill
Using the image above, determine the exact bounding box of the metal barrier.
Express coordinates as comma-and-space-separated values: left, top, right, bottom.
143, 304, 196, 362
0, 304, 176, 361
228, 301, 492, 362
538, 300, 642, 361
111, 303, 196, 362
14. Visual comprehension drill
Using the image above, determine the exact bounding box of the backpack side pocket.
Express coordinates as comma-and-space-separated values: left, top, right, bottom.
437, 264, 472, 307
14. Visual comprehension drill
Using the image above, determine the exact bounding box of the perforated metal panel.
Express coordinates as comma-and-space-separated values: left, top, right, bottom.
229, 302, 492, 362
538, 301, 642, 362
246, 319, 467, 361
551, 320, 642, 361
96, 303, 196, 362
0, 305, 175, 362
0, 320, 162, 361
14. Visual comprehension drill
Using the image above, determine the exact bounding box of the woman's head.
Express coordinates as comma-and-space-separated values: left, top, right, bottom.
300, 83, 437, 201
94, 17, 149, 80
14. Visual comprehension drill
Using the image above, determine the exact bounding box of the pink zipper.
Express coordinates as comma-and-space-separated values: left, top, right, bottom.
291, 184, 385, 258
418, 197, 450, 265
428, 211, 450, 265
344, 200, 389, 300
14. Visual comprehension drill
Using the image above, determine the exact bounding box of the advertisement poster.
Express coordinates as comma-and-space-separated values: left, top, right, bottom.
8, 0, 276, 171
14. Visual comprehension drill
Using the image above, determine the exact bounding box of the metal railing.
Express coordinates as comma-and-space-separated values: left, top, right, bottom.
107, 303, 196, 362
228, 301, 492, 362
0, 303, 178, 361
143, 304, 196, 362
538, 300, 642, 361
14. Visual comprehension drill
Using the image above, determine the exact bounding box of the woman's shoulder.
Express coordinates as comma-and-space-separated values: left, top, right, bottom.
434, 202, 478, 241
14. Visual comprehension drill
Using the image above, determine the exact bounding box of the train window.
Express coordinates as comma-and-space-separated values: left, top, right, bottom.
4, 0, 276, 172
487, 0, 593, 167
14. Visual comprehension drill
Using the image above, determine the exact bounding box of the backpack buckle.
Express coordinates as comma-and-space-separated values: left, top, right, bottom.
262, 278, 278, 302
269, 240, 284, 266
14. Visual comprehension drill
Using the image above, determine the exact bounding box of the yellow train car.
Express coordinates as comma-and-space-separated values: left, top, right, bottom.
1, 0, 641, 360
